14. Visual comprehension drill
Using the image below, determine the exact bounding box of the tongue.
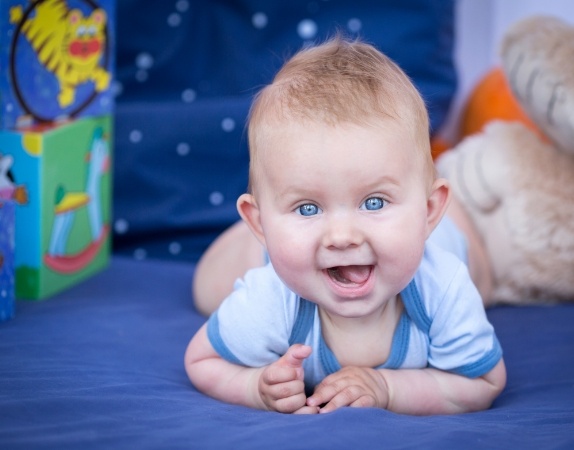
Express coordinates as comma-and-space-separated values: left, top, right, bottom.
330, 265, 371, 284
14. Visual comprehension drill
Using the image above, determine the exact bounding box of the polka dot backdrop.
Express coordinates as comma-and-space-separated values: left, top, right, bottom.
113, 0, 457, 262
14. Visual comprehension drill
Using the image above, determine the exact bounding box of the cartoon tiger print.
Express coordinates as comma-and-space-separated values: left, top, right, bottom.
10, 0, 110, 108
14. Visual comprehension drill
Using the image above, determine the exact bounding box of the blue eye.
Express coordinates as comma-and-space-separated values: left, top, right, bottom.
362, 197, 386, 211
297, 204, 321, 216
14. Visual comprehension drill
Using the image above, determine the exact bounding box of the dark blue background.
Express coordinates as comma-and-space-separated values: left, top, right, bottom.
111, 0, 457, 262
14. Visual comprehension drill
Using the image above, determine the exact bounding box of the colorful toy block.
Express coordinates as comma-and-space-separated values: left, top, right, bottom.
0, 116, 112, 299
0, 0, 114, 129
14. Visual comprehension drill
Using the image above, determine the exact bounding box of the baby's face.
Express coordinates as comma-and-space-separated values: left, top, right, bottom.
253, 120, 433, 319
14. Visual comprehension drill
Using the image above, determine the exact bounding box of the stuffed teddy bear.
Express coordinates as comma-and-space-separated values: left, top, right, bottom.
436, 15, 574, 305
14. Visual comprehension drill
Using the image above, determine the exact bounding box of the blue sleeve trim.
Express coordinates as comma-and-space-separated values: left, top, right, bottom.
381, 311, 411, 369
444, 337, 503, 379
319, 336, 340, 376
207, 312, 244, 366
288, 297, 315, 346
400, 279, 431, 334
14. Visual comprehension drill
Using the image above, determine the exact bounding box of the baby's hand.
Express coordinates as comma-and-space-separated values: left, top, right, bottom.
259, 344, 318, 414
307, 366, 389, 413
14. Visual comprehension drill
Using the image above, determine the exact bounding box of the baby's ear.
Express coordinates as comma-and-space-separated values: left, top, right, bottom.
237, 193, 266, 246
425, 178, 451, 237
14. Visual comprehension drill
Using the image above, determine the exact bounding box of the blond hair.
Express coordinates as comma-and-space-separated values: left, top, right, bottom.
247, 36, 434, 193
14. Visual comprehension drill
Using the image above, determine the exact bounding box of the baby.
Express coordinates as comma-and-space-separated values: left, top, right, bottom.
185, 37, 506, 415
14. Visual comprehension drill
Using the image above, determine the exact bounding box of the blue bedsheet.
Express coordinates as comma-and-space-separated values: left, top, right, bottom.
1, 257, 573, 449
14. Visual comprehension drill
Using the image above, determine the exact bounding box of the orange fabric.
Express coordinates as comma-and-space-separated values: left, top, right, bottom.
460, 67, 542, 140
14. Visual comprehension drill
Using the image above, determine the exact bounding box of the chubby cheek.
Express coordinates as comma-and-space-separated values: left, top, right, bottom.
392, 245, 425, 287
266, 235, 308, 272
376, 221, 427, 284
269, 252, 306, 293
263, 223, 315, 289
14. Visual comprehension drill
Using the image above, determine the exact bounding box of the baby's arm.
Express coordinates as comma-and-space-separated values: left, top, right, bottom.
307, 359, 506, 415
185, 324, 318, 414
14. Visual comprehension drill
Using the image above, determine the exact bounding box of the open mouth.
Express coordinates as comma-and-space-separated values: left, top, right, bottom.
326, 265, 373, 286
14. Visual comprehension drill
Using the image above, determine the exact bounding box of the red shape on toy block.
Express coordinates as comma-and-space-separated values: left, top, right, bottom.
44, 225, 110, 274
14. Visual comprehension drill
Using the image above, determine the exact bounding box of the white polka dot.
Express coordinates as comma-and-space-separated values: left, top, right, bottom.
297, 19, 317, 40
167, 13, 181, 27
176, 142, 190, 156
347, 18, 362, 33
252, 12, 268, 29
176, 0, 189, 12
136, 52, 154, 70
169, 241, 182, 255
221, 117, 236, 132
111, 80, 123, 97
1, 289, 6, 298
209, 191, 224, 206
135, 69, 148, 82
129, 130, 142, 143
6, 103, 13, 112
182, 88, 196, 103
114, 219, 129, 234
134, 248, 147, 260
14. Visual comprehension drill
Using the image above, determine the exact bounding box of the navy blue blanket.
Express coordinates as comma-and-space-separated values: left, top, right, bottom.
1, 257, 573, 449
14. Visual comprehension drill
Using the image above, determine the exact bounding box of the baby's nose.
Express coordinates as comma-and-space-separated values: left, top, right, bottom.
322, 215, 364, 249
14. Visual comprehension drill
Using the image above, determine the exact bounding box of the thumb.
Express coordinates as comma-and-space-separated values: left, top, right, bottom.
279, 344, 312, 379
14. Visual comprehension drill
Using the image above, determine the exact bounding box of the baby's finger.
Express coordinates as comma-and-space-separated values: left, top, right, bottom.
273, 391, 309, 414
262, 365, 302, 386
314, 384, 362, 412
306, 378, 342, 407
320, 389, 377, 413
276, 344, 312, 380
279, 345, 312, 368
265, 379, 306, 401
293, 405, 320, 415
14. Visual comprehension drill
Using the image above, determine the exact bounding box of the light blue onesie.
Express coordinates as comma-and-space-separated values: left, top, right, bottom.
208, 218, 502, 390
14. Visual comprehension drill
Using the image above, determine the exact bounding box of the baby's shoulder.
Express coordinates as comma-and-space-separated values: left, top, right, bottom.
418, 242, 470, 287
236, 263, 292, 297
228, 263, 301, 319
408, 242, 478, 317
